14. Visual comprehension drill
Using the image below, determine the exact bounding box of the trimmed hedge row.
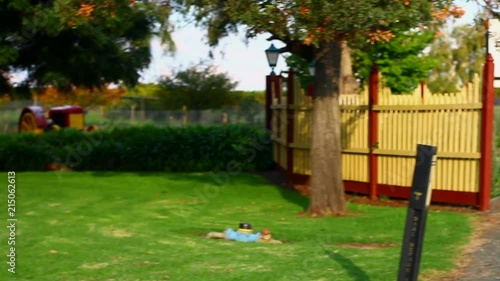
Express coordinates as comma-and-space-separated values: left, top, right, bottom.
0, 125, 274, 172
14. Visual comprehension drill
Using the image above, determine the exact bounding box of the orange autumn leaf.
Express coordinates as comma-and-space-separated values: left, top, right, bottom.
304, 34, 314, 45
76, 3, 96, 18
366, 30, 395, 44
450, 5, 465, 18
431, 9, 449, 21
299, 6, 310, 15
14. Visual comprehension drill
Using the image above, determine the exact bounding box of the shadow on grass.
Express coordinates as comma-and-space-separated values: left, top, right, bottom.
325, 250, 371, 281
252, 170, 309, 211
275, 185, 309, 211
88, 170, 310, 210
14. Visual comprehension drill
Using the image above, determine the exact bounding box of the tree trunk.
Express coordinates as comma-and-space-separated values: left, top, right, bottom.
340, 42, 359, 95
308, 41, 347, 216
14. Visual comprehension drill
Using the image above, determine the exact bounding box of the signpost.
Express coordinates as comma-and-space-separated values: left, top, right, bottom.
398, 144, 437, 281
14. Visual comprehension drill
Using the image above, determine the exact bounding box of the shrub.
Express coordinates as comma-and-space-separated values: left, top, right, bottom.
0, 125, 274, 172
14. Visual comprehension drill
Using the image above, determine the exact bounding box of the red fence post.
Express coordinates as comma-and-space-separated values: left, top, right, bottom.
479, 54, 494, 211
286, 70, 295, 184
307, 83, 314, 98
369, 65, 379, 200
420, 80, 425, 102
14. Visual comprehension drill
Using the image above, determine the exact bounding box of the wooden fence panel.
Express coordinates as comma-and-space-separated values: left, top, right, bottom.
268, 59, 493, 209
340, 89, 370, 182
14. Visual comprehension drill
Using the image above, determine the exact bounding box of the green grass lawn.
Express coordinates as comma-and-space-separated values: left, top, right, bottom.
493, 106, 500, 198
0, 172, 471, 281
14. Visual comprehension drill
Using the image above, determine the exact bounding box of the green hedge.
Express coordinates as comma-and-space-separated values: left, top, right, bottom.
0, 125, 274, 172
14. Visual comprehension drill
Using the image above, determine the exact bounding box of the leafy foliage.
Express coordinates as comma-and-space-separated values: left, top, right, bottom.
0, 125, 273, 172
232, 91, 265, 124
284, 54, 314, 89
352, 30, 437, 94
172, 0, 459, 48
0, 0, 172, 90
36, 86, 125, 109
155, 65, 238, 111
427, 18, 486, 93
125, 83, 163, 97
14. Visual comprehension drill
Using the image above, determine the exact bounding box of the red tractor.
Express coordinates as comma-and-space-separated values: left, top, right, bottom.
18, 105, 95, 133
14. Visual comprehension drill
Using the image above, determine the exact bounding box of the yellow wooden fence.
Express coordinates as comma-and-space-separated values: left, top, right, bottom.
268, 64, 492, 209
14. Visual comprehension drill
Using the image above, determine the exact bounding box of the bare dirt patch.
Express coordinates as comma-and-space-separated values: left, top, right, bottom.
101, 227, 133, 238
80, 262, 109, 269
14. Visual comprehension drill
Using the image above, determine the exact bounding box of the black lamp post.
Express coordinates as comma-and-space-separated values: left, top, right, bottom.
265, 43, 280, 75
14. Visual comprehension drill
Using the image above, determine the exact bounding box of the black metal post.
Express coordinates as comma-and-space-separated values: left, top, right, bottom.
398, 144, 437, 281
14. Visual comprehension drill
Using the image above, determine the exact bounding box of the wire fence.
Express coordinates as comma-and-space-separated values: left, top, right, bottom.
0, 100, 266, 133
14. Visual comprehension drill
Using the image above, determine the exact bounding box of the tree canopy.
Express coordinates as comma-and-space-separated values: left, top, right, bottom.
352, 30, 437, 94
427, 16, 486, 93
155, 65, 238, 111
173, 0, 462, 52
0, 0, 173, 91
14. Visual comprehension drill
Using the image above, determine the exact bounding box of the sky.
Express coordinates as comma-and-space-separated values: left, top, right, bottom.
138, 25, 287, 91
139, 1, 480, 91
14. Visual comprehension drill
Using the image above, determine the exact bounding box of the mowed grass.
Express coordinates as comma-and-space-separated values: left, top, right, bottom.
493, 106, 500, 197
1, 172, 472, 281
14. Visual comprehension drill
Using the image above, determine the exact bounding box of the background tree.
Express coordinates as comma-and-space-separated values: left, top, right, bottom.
232, 91, 265, 124
126, 83, 163, 98
155, 65, 238, 121
171, 0, 464, 215
352, 30, 437, 94
36, 86, 125, 109
0, 0, 173, 90
427, 15, 486, 93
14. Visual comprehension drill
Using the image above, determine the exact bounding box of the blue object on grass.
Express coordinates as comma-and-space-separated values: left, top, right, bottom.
224, 228, 260, 242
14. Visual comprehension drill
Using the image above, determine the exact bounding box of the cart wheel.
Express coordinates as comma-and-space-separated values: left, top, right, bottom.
18, 106, 47, 134
19, 112, 39, 133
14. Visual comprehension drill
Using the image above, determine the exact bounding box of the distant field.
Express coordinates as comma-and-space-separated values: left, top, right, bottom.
0, 107, 265, 133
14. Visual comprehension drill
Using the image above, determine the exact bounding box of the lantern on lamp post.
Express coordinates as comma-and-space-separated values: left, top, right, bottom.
307, 60, 316, 98
308, 60, 316, 77
265, 43, 280, 75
